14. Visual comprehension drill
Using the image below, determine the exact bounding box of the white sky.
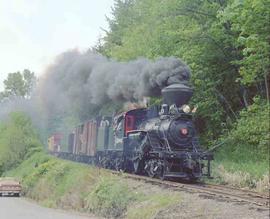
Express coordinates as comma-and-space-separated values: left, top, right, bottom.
0, 0, 114, 91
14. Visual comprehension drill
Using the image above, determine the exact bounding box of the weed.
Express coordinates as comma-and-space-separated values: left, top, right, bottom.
126, 194, 180, 219
85, 176, 137, 218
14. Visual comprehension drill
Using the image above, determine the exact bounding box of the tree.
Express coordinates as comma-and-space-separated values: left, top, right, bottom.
220, 0, 270, 103
1, 69, 36, 99
0, 112, 42, 171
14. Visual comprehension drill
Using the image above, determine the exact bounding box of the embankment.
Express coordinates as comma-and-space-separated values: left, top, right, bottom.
5, 152, 180, 219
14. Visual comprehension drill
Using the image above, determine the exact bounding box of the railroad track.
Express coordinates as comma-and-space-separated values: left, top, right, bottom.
112, 171, 269, 209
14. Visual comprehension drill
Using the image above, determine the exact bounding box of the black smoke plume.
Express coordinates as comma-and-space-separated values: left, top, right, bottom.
39, 49, 190, 116
1, 49, 191, 135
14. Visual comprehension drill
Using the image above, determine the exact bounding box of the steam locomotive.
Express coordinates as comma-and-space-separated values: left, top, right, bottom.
48, 83, 213, 181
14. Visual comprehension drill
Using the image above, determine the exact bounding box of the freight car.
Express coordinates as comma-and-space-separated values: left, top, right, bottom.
49, 83, 213, 181
48, 133, 62, 152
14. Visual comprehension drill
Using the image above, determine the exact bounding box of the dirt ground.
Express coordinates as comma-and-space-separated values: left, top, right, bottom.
125, 179, 270, 219
155, 192, 269, 219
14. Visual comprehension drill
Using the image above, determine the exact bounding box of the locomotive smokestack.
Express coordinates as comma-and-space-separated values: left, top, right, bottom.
161, 83, 193, 107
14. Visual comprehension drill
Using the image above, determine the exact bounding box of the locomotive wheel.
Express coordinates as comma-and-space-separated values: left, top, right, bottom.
145, 159, 164, 179
158, 166, 165, 180
147, 168, 155, 178
188, 175, 199, 183
133, 157, 144, 174
115, 158, 123, 171
133, 159, 139, 174
145, 160, 155, 178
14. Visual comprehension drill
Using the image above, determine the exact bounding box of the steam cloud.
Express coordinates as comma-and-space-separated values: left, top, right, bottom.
0, 96, 45, 132
1, 49, 191, 133
39, 49, 190, 111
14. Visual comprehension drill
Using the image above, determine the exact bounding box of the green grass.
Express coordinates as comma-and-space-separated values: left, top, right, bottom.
205, 101, 269, 192
213, 159, 268, 179
85, 176, 138, 218
207, 152, 269, 192
6, 152, 101, 208
5, 152, 181, 218
5, 150, 268, 218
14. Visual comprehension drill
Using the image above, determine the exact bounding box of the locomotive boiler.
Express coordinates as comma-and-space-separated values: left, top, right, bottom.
49, 82, 213, 181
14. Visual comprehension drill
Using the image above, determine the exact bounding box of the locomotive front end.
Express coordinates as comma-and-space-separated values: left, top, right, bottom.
154, 115, 206, 180
157, 83, 213, 180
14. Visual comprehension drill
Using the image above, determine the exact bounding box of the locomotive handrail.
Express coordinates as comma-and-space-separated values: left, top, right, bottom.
203, 141, 226, 154
126, 130, 147, 135
160, 125, 172, 152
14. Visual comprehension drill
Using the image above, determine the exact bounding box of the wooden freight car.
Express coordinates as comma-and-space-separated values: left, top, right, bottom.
67, 117, 115, 154
48, 133, 62, 152
68, 120, 98, 156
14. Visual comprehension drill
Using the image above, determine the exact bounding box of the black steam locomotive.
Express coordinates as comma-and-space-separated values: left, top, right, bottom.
49, 83, 213, 181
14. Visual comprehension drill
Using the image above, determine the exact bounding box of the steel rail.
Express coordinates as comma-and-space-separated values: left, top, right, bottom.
111, 171, 269, 209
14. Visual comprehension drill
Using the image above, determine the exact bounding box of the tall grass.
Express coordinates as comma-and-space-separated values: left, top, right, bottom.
85, 176, 137, 217
210, 155, 269, 193
209, 100, 270, 192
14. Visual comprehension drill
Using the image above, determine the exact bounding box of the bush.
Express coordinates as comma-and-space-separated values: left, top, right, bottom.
209, 99, 269, 190
217, 99, 269, 161
0, 112, 42, 171
85, 176, 137, 218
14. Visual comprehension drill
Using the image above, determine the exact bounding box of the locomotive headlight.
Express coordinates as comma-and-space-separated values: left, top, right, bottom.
180, 128, 188, 135
182, 105, 191, 113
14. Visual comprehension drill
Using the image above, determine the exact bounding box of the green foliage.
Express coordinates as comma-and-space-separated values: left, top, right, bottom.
85, 176, 137, 218
0, 112, 42, 172
208, 159, 269, 193
6, 152, 97, 205
22, 158, 56, 191
220, 0, 270, 84
211, 159, 269, 182
149, 96, 162, 106
217, 99, 269, 161
6, 152, 136, 217
0, 69, 36, 99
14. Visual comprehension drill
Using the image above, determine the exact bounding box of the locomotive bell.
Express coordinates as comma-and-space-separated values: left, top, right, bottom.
161, 83, 193, 107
